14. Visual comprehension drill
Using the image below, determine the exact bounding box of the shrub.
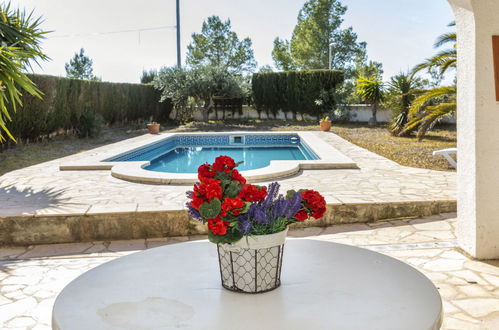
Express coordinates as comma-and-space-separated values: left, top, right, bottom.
5, 74, 172, 143
251, 70, 344, 119
76, 112, 103, 138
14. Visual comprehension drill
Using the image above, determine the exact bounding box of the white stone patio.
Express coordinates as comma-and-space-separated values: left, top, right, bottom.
0, 131, 456, 218
1, 213, 498, 329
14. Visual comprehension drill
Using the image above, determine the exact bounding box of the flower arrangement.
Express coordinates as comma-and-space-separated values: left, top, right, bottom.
186, 155, 326, 244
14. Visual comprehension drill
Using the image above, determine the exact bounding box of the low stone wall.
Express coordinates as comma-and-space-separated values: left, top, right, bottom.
172, 105, 456, 124
0, 200, 456, 246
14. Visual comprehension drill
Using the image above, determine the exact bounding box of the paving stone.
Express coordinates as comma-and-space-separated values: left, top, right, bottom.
453, 298, 499, 318
443, 317, 483, 330
107, 239, 147, 252
18, 243, 93, 259
481, 273, 499, 286
0, 297, 37, 323
288, 227, 324, 237
0, 295, 12, 306
482, 312, 499, 330
464, 260, 499, 276
6, 317, 36, 328
0, 247, 28, 260
423, 259, 465, 272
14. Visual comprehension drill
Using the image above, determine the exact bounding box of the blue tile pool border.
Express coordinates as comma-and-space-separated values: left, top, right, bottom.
105, 133, 319, 163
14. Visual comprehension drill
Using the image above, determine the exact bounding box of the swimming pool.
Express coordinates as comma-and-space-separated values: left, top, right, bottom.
106, 133, 318, 173
60, 132, 357, 184
147, 146, 315, 173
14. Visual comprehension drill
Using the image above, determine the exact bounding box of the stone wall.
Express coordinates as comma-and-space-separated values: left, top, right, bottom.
171, 104, 456, 124
0, 200, 456, 246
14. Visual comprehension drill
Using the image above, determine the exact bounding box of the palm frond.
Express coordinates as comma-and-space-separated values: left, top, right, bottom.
408, 86, 456, 118
434, 32, 456, 48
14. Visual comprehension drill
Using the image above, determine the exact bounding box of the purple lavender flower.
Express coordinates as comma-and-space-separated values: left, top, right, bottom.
253, 205, 270, 224
271, 195, 288, 219
261, 182, 280, 208
285, 192, 303, 218
238, 219, 252, 235
186, 202, 202, 222
186, 191, 193, 199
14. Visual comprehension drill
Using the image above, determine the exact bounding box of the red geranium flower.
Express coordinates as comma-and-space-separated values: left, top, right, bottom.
239, 184, 267, 202
198, 163, 216, 181
212, 155, 236, 173
301, 189, 326, 219
294, 209, 308, 221
231, 169, 246, 185
221, 197, 245, 217
190, 196, 205, 210
207, 217, 230, 235
196, 178, 222, 200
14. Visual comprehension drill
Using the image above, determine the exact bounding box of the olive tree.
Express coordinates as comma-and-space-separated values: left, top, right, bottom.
154, 65, 245, 122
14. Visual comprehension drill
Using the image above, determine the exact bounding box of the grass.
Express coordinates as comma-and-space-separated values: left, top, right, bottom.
0, 120, 456, 176
0, 127, 143, 176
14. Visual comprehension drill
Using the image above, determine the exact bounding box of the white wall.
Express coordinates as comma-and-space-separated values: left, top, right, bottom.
450, 0, 499, 259
170, 104, 455, 124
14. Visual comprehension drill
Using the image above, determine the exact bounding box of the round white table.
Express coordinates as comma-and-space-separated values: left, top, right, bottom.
52, 240, 443, 330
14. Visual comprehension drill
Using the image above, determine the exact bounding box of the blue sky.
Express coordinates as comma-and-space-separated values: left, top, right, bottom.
11, 0, 455, 83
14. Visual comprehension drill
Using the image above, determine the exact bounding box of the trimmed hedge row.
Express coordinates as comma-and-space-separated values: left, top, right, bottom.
6, 74, 172, 143
251, 70, 344, 118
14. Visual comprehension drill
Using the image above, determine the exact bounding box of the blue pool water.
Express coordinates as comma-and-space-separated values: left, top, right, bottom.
146, 146, 310, 173
106, 134, 318, 173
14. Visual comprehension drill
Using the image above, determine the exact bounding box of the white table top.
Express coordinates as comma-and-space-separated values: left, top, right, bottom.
52, 239, 442, 330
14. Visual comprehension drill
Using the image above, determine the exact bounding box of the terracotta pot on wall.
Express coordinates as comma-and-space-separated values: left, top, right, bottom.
147, 123, 160, 134
320, 121, 332, 132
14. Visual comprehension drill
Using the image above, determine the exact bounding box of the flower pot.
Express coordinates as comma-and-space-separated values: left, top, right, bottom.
320, 121, 332, 131
147, 123, 160, 134
217, 228, 288, 293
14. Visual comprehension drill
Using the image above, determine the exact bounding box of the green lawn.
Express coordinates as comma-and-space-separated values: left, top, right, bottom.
0, 121, 456, 176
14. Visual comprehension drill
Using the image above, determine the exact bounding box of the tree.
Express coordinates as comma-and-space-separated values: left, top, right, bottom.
153, 66, 190, 122
140, 69, 157, 84
272, 38, 296, 71
400, 22, 457, 140
386, 72, 426, 136
65, 48, 99, 80
0, 2, 48, 143
399, 86, 456, 140
154, 65, 245, 122
258, 65, 274, 73
412, 21, 456, 76
356, 76, 385, 124
272, 0, 366, 71
186, 16, 257, 74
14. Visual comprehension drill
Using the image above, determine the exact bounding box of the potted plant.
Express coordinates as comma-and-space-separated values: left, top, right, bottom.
320, 116, 332, 131
186, 156, 326, 293
147, 122, 160, 134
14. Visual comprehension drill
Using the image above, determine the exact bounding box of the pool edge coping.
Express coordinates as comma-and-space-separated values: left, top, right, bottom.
59, 131, 358, 184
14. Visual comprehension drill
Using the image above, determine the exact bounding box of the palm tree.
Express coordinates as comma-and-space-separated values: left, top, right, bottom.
388, 72, 426, 136
413, 21, 456, 76
400, 22, 456, 140
399, 86, 456, 140
356, 76, 385, 124
0, 2, 48, 143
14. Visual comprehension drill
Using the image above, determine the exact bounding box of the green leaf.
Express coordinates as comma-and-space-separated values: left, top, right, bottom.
223, 181, 240, 198
240, 201, 251, 214
207, 227, 243, 244
285, 189, 297, 199
199, 198, 221, 219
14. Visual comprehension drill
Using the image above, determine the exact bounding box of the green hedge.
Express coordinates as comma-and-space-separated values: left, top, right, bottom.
251, 70, 344, 118
6, 74, 172, 142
